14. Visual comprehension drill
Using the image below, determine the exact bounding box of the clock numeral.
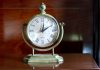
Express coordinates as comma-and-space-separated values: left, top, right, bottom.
29, 30, 34, 32
31, 24, 35, 27
35, 38, 39, 43
35, 19, 39, 23
47, 19, 50, 23
41, 17, 44, 23
52, 27, 57, 32
47, 39, 50, 42
41, 40, 44, 44
50, 34, 54, 38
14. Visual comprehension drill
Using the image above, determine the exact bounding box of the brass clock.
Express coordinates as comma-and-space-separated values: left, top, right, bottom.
23, 3, 64, 67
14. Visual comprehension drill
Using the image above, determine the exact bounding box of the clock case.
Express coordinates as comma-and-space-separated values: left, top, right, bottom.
22, 3, 64, 67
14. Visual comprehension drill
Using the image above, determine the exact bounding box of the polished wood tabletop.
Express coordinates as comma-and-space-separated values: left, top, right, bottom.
0, 53, 99, 70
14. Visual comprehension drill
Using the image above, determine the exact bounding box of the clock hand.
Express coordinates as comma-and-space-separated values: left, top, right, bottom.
42, 25, 52, 32
40, 23, 44, 32
42, 23, 44, 32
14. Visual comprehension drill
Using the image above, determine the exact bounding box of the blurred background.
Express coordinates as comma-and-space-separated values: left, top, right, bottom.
0, 0, 99, 67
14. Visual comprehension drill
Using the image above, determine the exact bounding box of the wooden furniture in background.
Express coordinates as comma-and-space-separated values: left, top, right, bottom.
0, 0, 92, 55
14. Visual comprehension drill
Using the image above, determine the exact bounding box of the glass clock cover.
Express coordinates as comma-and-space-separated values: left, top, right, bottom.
27, 14, 60, 48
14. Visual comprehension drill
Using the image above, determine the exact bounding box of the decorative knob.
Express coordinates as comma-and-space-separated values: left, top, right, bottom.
39, 3, 46, 14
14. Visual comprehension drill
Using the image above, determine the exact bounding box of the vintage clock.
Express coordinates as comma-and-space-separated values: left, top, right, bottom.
22, 3, 64, 67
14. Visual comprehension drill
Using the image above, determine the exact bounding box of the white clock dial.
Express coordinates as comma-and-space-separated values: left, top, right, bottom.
27, 15, 59, 47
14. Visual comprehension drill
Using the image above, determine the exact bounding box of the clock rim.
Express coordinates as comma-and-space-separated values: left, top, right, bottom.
23, 14, 61, 51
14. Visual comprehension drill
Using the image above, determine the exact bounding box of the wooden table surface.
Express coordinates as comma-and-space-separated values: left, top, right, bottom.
0, 53, 99, 70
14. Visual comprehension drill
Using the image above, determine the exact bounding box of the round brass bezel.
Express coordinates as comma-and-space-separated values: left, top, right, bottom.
22, 13, 62, 51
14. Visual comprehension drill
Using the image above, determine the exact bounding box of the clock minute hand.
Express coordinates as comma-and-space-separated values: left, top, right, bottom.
40, 23, 44, 32
42, 25, 52, 32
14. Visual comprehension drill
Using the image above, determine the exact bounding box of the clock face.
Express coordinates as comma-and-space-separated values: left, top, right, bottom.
27, 15, 59, 48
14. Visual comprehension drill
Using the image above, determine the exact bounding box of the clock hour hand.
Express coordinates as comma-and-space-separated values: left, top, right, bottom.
42, 25, 52, 32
